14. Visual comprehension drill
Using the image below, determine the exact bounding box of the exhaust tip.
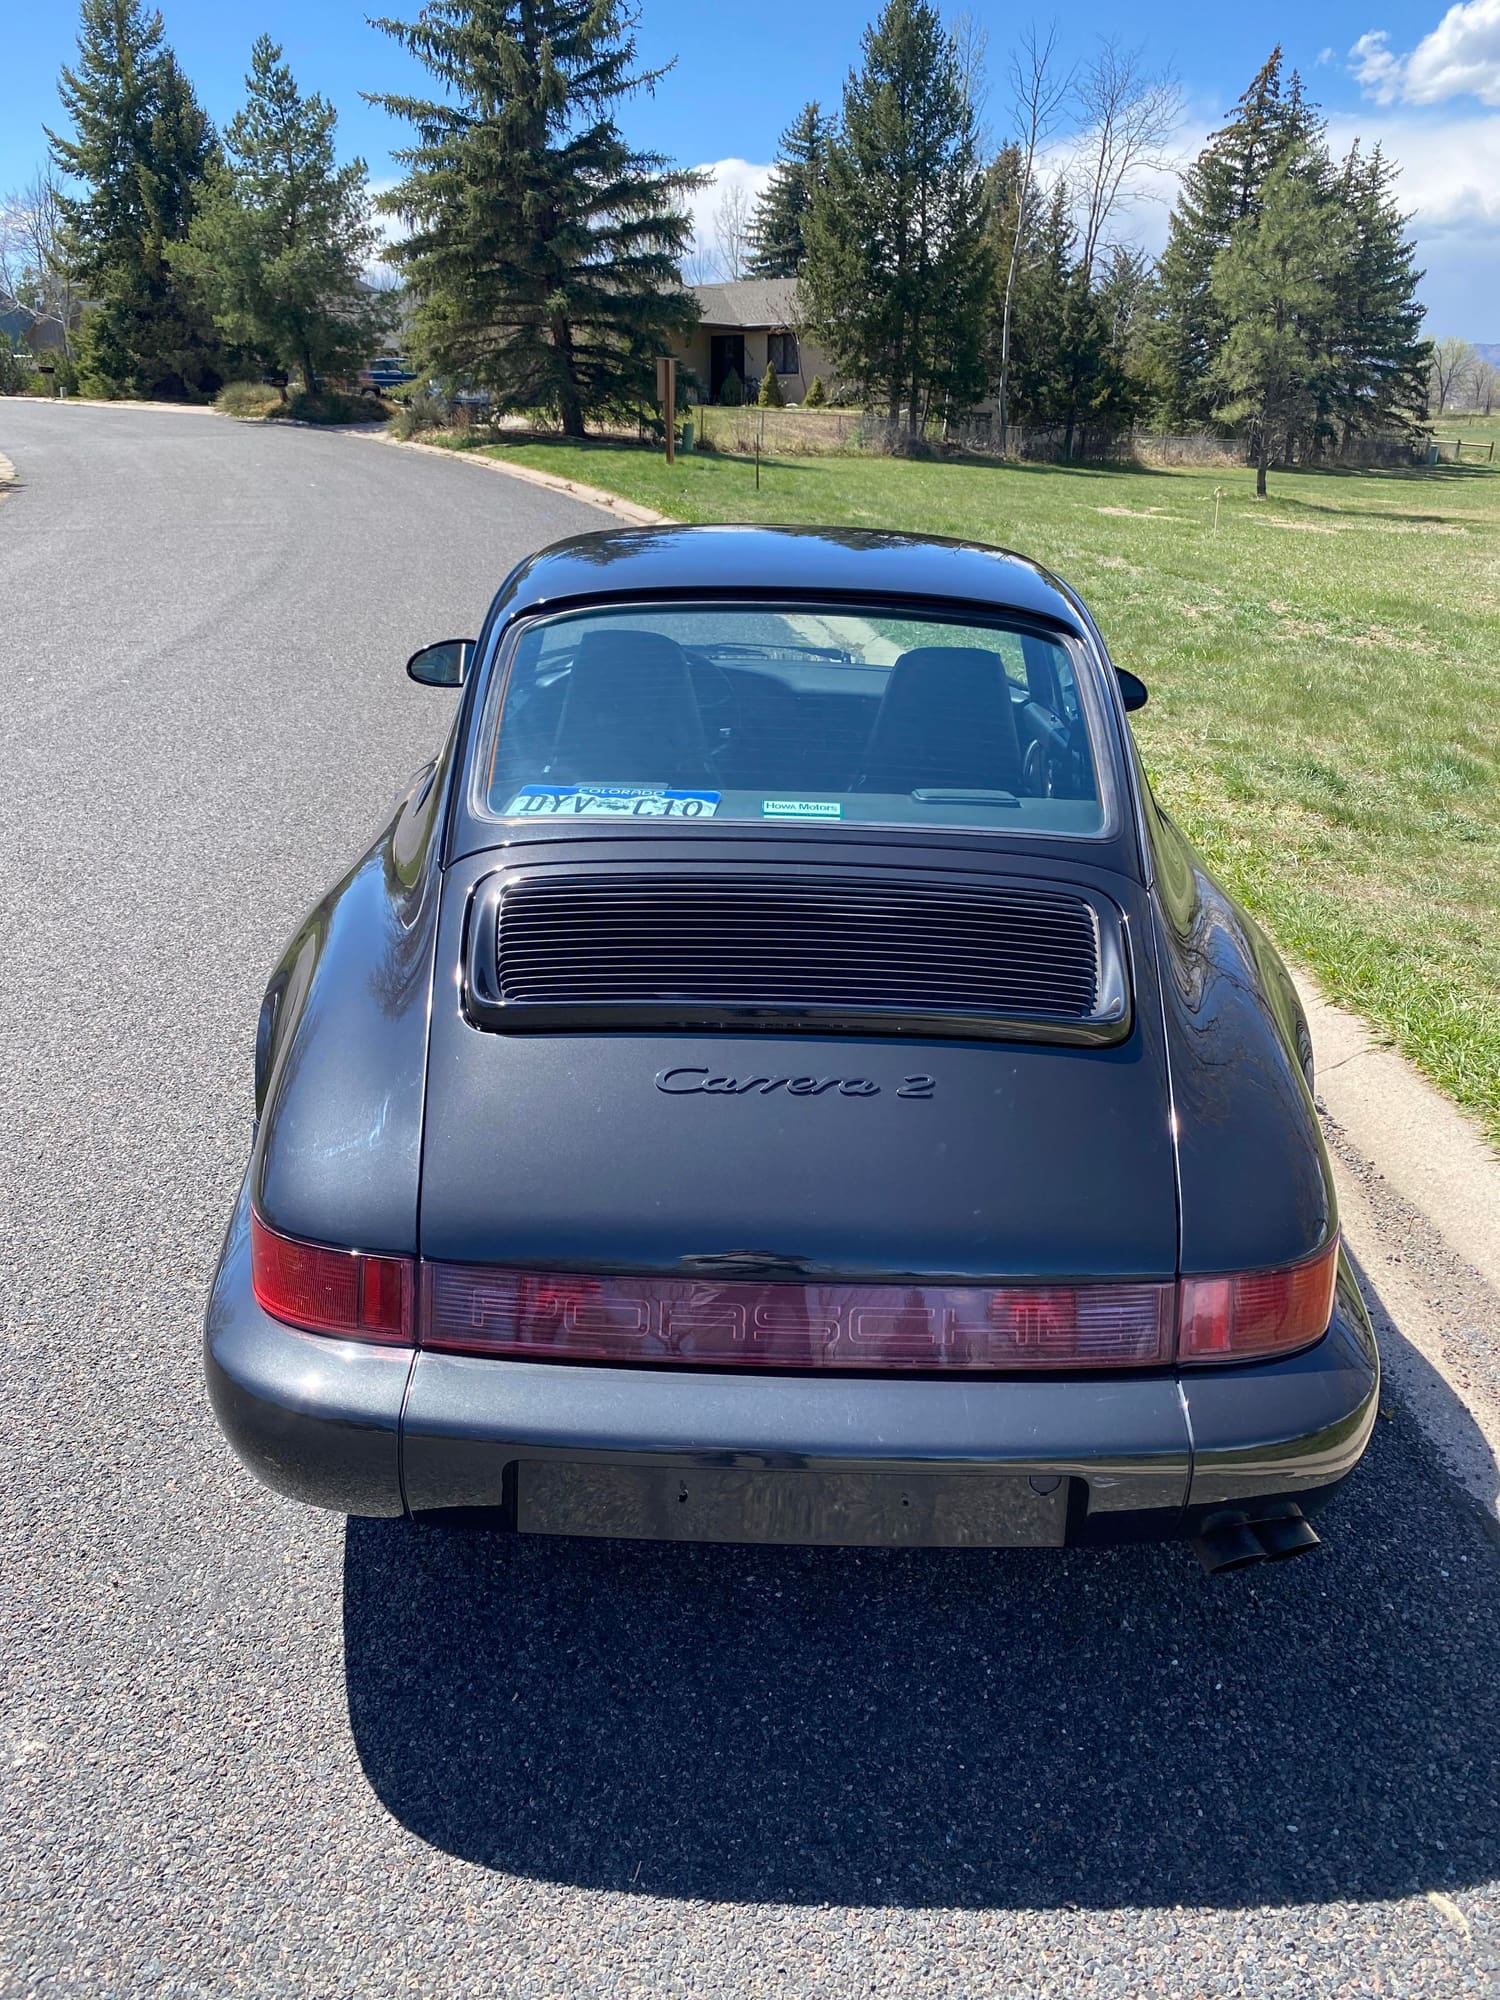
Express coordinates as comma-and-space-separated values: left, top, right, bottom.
1193, 1514, 1268, 1575
1193, 1505, 1322, 1575
1253, 1506, 1322, 1563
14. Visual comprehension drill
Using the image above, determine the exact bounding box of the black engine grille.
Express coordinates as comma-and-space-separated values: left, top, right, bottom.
468, 870, 1125, 1043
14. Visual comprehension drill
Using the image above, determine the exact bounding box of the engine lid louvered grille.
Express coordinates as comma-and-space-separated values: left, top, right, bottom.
465, 870, 1129, 1044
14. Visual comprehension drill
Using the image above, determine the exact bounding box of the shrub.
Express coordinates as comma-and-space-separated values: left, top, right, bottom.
0, 340, 41, 396
719, 367, 743, 407
270, 387, 390, 425
389, 383, 455, 437
215, 380, 284, 419
757, 362, 784, 408
804, 373, 827, 407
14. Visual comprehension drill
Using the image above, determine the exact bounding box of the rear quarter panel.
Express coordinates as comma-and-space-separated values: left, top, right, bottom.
250, 738, 453, 1255
1146, 798, 1334, 1275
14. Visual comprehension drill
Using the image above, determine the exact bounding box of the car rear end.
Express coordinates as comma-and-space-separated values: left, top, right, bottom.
207, 540, 1378, 1560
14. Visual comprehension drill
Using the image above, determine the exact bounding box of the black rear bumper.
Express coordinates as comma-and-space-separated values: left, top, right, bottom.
205, 1184, 1379, 1547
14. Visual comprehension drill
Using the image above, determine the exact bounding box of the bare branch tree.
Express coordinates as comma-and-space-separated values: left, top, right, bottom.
0, 171, 77, 351
1430, 336, 1476, 414
995, 22, 1070, 452
713, 182, 753, 282
1072, 40, 1180, 289
951, 11, 992, 148
681, 242, 721, 288
1470, 358, 1499, 417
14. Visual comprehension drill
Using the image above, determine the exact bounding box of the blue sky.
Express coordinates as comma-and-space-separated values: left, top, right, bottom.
7, 0, 1499, 334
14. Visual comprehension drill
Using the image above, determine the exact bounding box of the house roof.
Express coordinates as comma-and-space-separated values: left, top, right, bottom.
0, 295, 68, 352
689, 278, 800, 329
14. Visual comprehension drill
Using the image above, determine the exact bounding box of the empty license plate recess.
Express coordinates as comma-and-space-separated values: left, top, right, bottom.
515, 1463, 1069, 1547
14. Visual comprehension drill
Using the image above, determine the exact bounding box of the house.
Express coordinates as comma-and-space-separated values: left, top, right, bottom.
673, 278, 834, 405
0, 295, 69, 357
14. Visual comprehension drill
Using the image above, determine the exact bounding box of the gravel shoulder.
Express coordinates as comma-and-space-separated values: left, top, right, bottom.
1, 401, 1495, 2000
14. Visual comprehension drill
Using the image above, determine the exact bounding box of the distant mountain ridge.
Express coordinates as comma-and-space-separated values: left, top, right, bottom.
1474, 343, 1500, 367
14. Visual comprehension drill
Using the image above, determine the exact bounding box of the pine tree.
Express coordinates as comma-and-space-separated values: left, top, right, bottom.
1152, 49, 1320, 426
48, 1, 221, 397
1323, 143, 1429, 443
369, 0, 705, 437
179, 38, 387, 395
746, 101, 831, 278
1210, 149, 1343, 495
757, 360, 784, 406
801, 0, 991, 433
803, 373, 826, 406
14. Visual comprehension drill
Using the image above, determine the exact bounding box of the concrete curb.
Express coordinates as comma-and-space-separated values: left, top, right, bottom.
357, 428, 673, 527
1297, 973, 1500, 1293
1297, 970, 1500, 1525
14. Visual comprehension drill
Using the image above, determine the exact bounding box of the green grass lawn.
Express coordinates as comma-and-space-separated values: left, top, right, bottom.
440, 428, 1500, 1139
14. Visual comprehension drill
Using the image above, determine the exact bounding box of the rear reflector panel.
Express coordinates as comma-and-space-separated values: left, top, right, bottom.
421, 1267, 1176, 1371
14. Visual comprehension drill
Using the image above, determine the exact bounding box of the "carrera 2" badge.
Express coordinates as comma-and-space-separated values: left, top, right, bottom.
655, 1067, 935, 1099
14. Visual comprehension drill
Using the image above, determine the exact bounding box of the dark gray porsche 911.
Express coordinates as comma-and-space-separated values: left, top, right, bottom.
205, 525, 1378, 1574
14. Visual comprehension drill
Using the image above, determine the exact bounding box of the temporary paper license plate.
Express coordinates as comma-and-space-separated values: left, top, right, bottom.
505, 784, 720, 818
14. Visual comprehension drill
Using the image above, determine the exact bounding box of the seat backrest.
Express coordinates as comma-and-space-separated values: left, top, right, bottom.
546, 629, 709, 787
854, 646, 1023, 795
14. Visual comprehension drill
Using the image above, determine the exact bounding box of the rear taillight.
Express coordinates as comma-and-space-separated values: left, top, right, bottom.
250, 1209, 414, 1345
1178, 1238, 1339, 1362
420, 1267, 1176, 1370
248, 1217, 1338, 1369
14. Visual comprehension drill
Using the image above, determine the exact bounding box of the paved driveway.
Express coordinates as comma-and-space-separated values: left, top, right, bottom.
1, 402, 1495, 1997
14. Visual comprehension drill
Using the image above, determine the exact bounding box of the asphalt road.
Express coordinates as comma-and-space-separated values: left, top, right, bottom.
2, 401, 1496, 1998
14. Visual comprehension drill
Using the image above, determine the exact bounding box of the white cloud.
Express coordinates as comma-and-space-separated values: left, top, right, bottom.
1350, 0, 1500, 104
1326, 110, 1500, 330
683, 158, 774, 277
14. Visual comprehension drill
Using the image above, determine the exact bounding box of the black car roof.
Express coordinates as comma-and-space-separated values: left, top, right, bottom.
486, 525, 1090, 632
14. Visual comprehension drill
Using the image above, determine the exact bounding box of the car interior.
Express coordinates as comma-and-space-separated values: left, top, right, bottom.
483, 612, 1102, 827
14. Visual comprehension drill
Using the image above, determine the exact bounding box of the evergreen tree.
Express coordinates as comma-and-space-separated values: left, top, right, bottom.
180, 38, 387, 395
803, 373, 826, 405
1152, 49, 1319, 425
801, 0, 991, 433
369, 0, 704, 437
1322, 143, 1429, 443
746, 101, 831, 278
48, 0, 221, 397
757, 359, 784, 406
1209, 149, 1343, 495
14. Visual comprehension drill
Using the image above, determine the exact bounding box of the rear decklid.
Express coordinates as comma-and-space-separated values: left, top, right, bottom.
418, 843, 1177, 1287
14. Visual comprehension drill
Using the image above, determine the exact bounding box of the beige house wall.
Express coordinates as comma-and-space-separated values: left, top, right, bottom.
669, 323, 836, 406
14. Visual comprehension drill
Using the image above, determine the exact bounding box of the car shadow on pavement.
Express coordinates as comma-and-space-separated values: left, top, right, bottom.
344, 1384, 1499, 1910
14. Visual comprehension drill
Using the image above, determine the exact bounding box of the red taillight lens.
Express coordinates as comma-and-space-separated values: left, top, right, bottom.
420, 1266, 1176, 1370
250, 1209, 414, 1345
249, 1215, 1337, 1371
1178, 1238, 1338, 1362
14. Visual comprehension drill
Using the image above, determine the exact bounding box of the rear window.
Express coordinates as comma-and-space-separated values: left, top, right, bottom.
473, 602, 1107, 835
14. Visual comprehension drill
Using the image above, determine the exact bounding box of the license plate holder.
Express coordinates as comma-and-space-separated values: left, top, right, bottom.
515, 1462, 1068, 1547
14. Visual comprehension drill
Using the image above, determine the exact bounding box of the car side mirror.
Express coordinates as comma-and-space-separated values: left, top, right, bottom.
406, 639, 474, 688
1116, 667, 1148, 712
